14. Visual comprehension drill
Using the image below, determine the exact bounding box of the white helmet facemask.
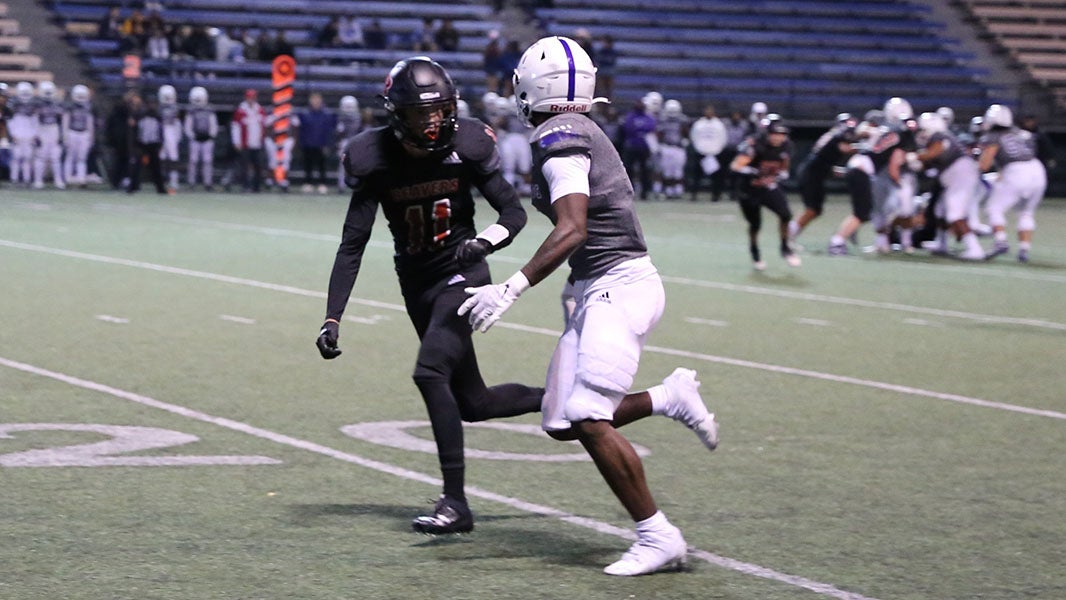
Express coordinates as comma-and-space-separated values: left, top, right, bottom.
512, 36, 606, 128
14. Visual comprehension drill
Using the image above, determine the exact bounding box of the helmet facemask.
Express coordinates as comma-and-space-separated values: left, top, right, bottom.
389, 98, 458, 152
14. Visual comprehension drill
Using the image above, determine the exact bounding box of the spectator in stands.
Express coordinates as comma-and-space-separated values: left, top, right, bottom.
231, 89, 268, 193
338, 14, 364, 49
317, 16, 341, 48
183, 25, 214, 60
434, 19, 461, 53
573, 27, 595, 63
482, 30, 503, 95
364, 20, 388, 51
594, 35, 617, 99
146, 25, 170, 59
297, 93, 335, 194
120, 9, 147, 45
412, 17, 437, 52
274, 30, 295, 59
127, 94, 167, 195
621, 99, 657, 200
99, 6, 123, 40
215, 27, 244, 62
498, 40, 522, 96
250, 30, 274, 62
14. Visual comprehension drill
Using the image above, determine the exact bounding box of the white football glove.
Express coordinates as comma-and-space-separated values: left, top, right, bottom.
458, 272, 530, 333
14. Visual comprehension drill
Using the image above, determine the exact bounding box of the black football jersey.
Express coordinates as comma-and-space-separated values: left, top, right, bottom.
326, 117, 525, 320
738, 134, 793, 188
869, 125, 917, 173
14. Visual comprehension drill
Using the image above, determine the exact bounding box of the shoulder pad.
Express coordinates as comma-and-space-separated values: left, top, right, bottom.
453, 117, 500, 164
341, 127, 389, 179
533, 114, 593, 157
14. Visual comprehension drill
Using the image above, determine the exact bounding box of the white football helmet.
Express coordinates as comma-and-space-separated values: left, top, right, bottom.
984, 104, 1013, 129
749, 101, 768, 122
642, 91, 663, 114
71, 84, 91, 104
189, 86, 208, 107
158, 84, 177, 105
662, 99, 682, 118
16, 81, 34, 101
37, 80, 56, 100
513, 36, 600, 127
917, 112, 947, 136
969, 116, 984, 135
883, 97, 913, 125
339, 94, 359, 115
935, 106, 955, 127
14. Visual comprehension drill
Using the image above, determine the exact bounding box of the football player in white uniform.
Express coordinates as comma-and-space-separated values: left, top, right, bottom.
62, 84, 95, 187
33, 81, 65, 189
334, 95, 362, 191
158, 84, 182, 192
913, 111, 984, 260
656, 99, 688, 199
495, 94, 532, 196
8, 82, 37, 186
461, 36, 717, 577
183, 86, 218, 190
978, 104, 1046, 262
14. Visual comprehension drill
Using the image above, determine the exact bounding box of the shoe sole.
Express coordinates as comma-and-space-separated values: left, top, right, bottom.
604, 554, 688, 576
411, 522, 474, 535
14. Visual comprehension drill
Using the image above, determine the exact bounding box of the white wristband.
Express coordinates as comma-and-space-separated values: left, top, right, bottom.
477, 223, 511, 247
504, 271, 531, 296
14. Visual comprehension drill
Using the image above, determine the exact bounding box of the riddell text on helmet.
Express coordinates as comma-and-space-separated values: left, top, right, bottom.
550, 104, 590, 112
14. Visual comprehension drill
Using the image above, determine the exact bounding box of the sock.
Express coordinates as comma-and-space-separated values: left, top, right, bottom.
636, 510, 671, 535
995, 230, 1008, 243
1019, 241, 1031, 251
416, 380, 466, 503
788, 220, 800, 238
875, 233, 889, 249
900, 228, 913, 248
963, 232, 982, 254
830, 234, 845, 246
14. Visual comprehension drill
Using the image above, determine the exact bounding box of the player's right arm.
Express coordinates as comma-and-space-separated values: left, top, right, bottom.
317, 135, 382, 359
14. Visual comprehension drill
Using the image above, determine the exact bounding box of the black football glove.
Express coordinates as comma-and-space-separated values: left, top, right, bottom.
316, 320, 342, 359
455, 237, 493, 267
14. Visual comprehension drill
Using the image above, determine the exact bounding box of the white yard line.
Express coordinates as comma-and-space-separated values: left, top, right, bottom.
0, 355, 880, 600
2, 238, 1064, 421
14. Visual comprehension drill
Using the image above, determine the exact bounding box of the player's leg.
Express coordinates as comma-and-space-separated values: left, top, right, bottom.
1014, 161, 1046, 262
566, 272, 687, 575
764, 187, 799, 266
941, 161, 983, 260
738, 189, 764, 269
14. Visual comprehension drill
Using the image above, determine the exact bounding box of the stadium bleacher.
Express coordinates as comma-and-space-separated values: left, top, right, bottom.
540, 0, 1004, 117
955, 0, 1066, 109
0, 3, 53, 86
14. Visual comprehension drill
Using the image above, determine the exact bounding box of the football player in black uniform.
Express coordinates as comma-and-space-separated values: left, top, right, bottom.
789, 112, 859, 245
316, 57, 543, 535
730, 114, 800, 269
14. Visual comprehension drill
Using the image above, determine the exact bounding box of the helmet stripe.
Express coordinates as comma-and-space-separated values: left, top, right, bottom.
557, 37, 576, 102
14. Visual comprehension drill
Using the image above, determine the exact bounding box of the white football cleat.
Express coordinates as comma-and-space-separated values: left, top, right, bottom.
604, 525, 688, 576
662, 368, 718, 451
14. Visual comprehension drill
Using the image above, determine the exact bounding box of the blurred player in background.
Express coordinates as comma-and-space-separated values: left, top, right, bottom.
33, 81, 65, 189
184, 86, 218, 190
335, 95, 362, 192
8, 82, 37, 186
158, 84, 182, 193
62, 84, 95, 187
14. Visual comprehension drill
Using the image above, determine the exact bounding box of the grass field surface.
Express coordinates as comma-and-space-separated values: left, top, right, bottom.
1, 189, 1064, 600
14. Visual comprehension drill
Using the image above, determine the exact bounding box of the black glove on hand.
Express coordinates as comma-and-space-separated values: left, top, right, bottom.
316, 320, 342, 359
455, 238, 492, 267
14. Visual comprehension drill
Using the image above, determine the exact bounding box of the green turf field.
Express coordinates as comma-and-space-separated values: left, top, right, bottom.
1, 189, 1064, 600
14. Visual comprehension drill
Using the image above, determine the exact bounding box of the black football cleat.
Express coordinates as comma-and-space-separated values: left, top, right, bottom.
412, 495, 474, 535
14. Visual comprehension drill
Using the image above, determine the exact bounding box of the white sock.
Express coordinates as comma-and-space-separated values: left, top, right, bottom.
788, 220, 800, 238
1019, 241, 1031, 251
963, 232, 982, 254
830, 234, 845, 246
900, 228, 913, 248
994, 231, 1008, 243
636, 510, 670, 535
648, 384, 670, 416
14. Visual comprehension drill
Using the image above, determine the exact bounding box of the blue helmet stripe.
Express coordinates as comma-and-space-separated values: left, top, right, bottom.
558, 37, 576, 102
